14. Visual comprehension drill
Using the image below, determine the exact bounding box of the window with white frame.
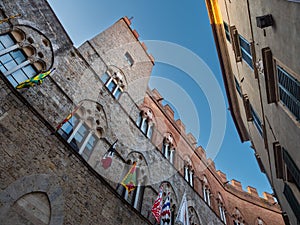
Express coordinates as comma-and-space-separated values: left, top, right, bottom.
162, 143, 175, 165
162, 133, 175, 164
202, 176, 211, 206
136, 108, 154, 139
203, 185, 211, 206
101, 70, 125, 99
58, 115, 97, 160
276, 65, 300, 121
184, 163, 194, 187
217, 193, 227, 224
239, 35, 253, 69
0, 33, 37, 87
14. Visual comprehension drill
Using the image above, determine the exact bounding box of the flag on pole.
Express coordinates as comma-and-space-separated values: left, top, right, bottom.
175, 192, 190, 225
101, 140, 118, 169
16, 68, 56, 89
121, 162, 137, 193
0, 13, 21, 24
161, 192, 171, 225
53, 102, 83, 134
151, 187, 164, 223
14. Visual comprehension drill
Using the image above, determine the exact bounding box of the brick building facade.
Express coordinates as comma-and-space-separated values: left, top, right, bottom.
0, 1, 284, 225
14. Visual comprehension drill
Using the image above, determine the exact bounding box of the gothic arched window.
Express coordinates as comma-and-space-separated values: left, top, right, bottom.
217, 193, 227, 224
159, 182, 177, 225
136, 108, 154, 139
202, 176, 211, 206
184, 161, 194, 187
58, 102, 106, 161
101, 67, 126, 99
117, 152, 149, 212
162, 133, 176, 164
0, 31, 38, 87
232, 207, 246, 225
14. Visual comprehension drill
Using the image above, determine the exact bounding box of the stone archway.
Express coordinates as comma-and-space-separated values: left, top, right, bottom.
0, 174, 64, 225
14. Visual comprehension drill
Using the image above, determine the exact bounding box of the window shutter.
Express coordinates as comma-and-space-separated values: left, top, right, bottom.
262, 47, 278, 103
273, 142, 284, 179
230, 26, 242, 62
243, 94, 252, 121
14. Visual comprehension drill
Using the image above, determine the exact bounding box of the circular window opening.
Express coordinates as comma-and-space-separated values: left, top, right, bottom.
27, 37, 34, 44
37, 52, 44, 58
42, 39, 49, 47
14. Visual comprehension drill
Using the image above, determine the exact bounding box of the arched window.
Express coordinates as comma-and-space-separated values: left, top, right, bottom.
232, 207, 246, 225
184, 161, 194, 187
117, 152, 149, 212
136, 108, 154, 139
188, 206, 202, 225
217, 193, 227, 224
159, 182, 177, 225
57, 102, 106, 161
101, 66, 126, 99
162, 133, 176, 164
0, 32, 38, 87
256, 217, 265, 225
58, 114, 97, 160
202, 176, 211, 206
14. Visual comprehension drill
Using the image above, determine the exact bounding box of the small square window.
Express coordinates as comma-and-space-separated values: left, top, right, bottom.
125, 52, 134, 66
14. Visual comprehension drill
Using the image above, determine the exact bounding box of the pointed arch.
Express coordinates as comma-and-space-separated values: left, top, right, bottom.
232, 207, 246, 225
159, 181, 178, 225
182, 155, 195, 187
188, 206, 202, 225
57, 99, 108, 161
117, 151, 150, 212
0, 25, 54, 88
216, 192, 227, 224
100, 65, 128, 99
161, 132, 177, 164
201, 174, 212, 206
136, 106, 155, 139
0, 174, 64, 225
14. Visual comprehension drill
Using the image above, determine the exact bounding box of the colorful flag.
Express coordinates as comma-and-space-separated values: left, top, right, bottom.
161, 192, 171, 225
151, 187, 163, 223
175, 192, 190, 225
101, 140, 118, 169
121, 162, 137, 193
53, 102, 82, 134
16, 68, 55, 89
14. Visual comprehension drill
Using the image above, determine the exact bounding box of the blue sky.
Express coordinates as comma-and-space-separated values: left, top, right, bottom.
47, 0, 272, 195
